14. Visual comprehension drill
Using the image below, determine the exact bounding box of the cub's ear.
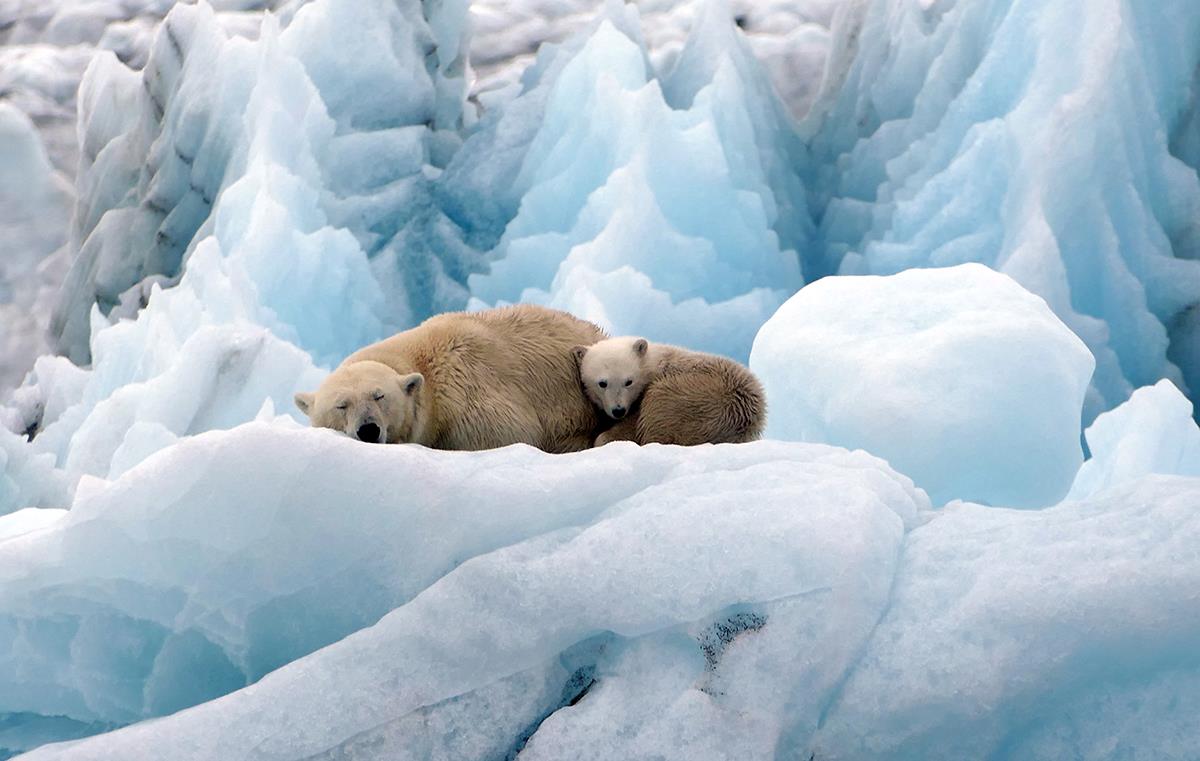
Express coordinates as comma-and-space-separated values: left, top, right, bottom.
571, 345, 588, 366
632, 338, 648, 357
294, 392, 315, 417
401, 372, 424, 396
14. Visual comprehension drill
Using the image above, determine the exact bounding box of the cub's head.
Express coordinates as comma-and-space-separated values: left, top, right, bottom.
294, 360, 424, 444
572, 337, 651, 421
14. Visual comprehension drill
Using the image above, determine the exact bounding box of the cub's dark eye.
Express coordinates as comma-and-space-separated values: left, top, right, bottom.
373, 393, 385, 402
598, 380, 608, 389
335, 403, 349, 411
624, 379, 633, 387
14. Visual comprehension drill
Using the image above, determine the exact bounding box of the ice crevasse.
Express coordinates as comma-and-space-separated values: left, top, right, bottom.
1, 0, 1200, 758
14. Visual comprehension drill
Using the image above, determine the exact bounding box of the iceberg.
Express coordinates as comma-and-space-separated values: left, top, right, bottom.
751, 264, 1094, 508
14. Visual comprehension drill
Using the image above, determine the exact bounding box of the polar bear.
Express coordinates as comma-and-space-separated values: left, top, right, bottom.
573, 337, 766, 446
295, 305, 607, 452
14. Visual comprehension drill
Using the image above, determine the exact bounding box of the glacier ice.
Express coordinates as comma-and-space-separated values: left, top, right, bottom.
467, 0, 837, 121
0, 425, 67, 518
7, 426, 1200, 761
1, 0, 486, 503
2, 0, 1200, 757
0, 103, 73, 392
801, 0, 1200, 422
751, 264, 1094, 508
1067, 379, 1200, 502
52, 0, 474, 364
0, 425, 926, 759
453, 3, 805, 362
812, 475, 1200, 761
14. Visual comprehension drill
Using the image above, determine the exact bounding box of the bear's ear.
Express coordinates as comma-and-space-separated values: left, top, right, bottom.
400, 372, 424, 396
570, 345, 588, 366
632, 338, 648, 357
294, 392, 315, 417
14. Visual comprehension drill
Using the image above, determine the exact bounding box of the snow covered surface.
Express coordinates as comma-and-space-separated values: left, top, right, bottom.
2, 426, 926, 759
0, 0, 1199, 757
813, 474, 1200, 761
751, 264, 1094, 508
7, 427, 1200, 760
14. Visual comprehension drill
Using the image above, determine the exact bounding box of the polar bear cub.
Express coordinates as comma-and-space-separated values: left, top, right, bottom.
573, 337, 766, 446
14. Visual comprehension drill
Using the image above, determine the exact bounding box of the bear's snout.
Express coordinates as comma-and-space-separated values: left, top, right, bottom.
610, 406, 627, 419
356, 421, 383, 443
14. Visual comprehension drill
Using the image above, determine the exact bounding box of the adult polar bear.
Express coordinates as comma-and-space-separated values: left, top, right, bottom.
295, 305, 606, 452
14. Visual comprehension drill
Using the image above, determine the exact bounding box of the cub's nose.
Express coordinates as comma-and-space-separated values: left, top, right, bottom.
611, 406, 627, 419
357, 422, 382, 443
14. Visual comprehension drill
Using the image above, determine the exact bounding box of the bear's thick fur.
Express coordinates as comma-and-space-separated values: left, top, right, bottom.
574, 337, 766, 446
296, 305, 607, 452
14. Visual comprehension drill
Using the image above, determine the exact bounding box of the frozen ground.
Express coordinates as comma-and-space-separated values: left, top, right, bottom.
1, 0, 1199, 758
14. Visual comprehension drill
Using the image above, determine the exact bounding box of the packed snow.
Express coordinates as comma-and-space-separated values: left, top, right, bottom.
813, 475, 1200, 761
1, 425, 926, 759
0, 0, 1199, 758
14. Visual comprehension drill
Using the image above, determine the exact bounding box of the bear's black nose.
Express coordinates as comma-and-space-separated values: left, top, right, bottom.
357, 422, 382, 443
611, 406, 626, 419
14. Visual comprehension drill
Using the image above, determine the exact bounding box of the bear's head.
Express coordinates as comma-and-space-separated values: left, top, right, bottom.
572, 337, 650, 421
294, 360, 424, 444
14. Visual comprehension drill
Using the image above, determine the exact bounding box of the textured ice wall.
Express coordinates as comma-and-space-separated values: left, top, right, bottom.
0, 0, 485, 514
450, 1, 805, 361
51, 0, 473, 363
0, 0, 299, 394
469, 0, 838, 121
23, 10, 367, 491
802, 0, 1200, 421
0, 104, 73, 392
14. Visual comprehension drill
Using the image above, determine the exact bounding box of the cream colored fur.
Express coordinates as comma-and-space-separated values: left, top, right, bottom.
296, 305, 607, 452
575, 337, 766, 446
